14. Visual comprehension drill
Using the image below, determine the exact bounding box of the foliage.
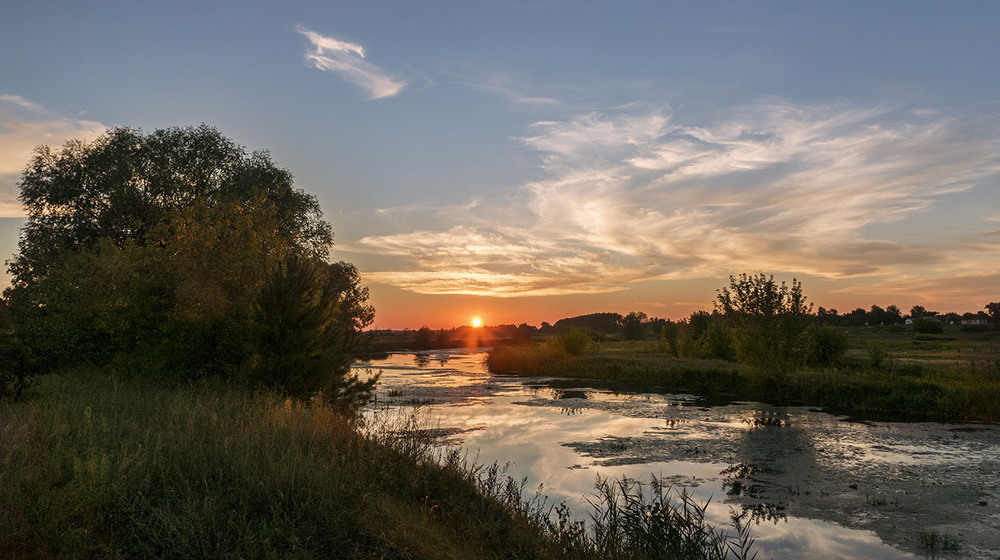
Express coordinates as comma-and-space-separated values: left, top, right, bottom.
3, 125, 372, 397
715, 274, 814, 383
413, 326, 435, 350
701, 319, 737, 361
0, 301, 31, 400
620, 311, 648, 341
660, 321, 680, 357
909, 305, 934, 319
553, 312, 624, 335
249, 255, 376, 407
986, 302, 1000, 325
912, 317, 944, 334
806, 324, 849, 366
553, 327, 596, 356
8, 125, 329, 293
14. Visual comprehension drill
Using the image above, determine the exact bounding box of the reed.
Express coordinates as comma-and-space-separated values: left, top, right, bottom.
1, 370, 752, 559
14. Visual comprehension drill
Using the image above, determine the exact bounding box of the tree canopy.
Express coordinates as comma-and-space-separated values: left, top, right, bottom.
3, 125, 373, 404
716, 273, 814, 383
8, 125, 331, 293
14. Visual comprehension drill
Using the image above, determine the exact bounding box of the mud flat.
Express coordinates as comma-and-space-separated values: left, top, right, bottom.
365, 351, 1000, 559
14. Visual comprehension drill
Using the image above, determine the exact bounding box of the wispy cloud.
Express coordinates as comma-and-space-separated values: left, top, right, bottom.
460, 68, 562, 107
296, 25, 407, 100
359, 99, 1000, 296
0, 95, 105, 217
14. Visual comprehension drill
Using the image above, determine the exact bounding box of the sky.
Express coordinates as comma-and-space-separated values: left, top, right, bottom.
1, 1, 998, 329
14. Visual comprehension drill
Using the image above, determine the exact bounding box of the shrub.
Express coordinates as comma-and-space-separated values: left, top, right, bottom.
702, 320, 736, 361
554, 328, 595, 356
716, 274, 813, 382
807, 324, 848, 366
249, 255, 377, 408
912, 318, 944, 334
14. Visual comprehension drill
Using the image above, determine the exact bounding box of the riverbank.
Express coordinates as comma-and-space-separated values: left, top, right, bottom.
0, 371, 752, 559
486, 329, 1000, 422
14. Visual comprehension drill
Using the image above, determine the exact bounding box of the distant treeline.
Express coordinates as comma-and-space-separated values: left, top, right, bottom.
370, 301, 998, 354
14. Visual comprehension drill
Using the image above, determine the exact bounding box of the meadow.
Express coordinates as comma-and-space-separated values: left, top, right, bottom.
0, 371, 755, 560
487, 325, 1000, 423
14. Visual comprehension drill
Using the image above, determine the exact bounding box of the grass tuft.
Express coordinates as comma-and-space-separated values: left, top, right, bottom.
1, 370, 750, 560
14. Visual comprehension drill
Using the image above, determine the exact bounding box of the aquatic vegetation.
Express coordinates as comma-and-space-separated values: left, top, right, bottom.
918, 530, 961, 557
487, 327, 1000, 422
565, 476, 759, 560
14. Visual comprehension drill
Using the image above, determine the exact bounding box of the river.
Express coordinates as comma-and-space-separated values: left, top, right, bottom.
359, 350, 1000, 559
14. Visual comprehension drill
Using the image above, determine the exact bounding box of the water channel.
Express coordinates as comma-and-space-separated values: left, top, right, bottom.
359, 350, 1000, 559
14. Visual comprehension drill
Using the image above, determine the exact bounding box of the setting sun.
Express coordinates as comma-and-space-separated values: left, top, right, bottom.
471, 317, 482, 328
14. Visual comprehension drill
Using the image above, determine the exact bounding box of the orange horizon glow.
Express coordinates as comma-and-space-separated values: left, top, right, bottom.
362, 276, 998, 331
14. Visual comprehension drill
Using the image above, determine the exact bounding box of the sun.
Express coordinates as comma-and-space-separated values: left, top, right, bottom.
471, 317, 483, 328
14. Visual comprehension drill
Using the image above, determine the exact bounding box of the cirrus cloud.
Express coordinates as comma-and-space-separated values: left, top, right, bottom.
296, 25, 407, 100
358, 99, 1000, 296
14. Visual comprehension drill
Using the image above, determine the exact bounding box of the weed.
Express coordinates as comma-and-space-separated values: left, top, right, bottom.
2, 371, 755, 560
918, 530, 961, 557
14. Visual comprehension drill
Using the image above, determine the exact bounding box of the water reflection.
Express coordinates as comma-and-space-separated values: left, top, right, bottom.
362, 350, 1000, 559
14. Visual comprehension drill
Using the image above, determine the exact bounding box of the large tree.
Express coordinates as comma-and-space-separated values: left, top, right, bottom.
8, 125, 330, 294
4, 126, 373, 402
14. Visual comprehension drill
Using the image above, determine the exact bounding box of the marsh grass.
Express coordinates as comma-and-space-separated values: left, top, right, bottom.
565, 476, 757, 560
0, 372, 554, 559
1, 371, 750, 560
487, 329, 1000, 422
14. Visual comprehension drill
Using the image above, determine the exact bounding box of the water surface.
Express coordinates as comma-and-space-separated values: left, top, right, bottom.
360, 350, 1000, 559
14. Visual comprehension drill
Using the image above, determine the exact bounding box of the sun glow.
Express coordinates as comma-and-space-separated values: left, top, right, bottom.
471, 317, 483, 328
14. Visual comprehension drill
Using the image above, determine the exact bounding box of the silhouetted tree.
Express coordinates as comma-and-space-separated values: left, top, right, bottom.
4, 125, 370, 390
716, 274, 813, 383
413, 327, 434, 350
986, 302, 1000, 325
621, 311, 648, 340
250, 255, 376, 406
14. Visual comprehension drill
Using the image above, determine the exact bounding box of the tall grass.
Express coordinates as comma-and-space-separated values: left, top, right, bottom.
1, 371, 752, 559
487, 339, 1000, 422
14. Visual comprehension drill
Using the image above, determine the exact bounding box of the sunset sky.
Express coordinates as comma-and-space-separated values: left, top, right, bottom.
2, 2, 998, 329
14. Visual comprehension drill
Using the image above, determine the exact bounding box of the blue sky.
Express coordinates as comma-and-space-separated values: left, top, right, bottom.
2, 1, 998, 328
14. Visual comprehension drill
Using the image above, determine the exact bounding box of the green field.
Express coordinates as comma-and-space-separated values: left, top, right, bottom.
487, 326, 1000, 423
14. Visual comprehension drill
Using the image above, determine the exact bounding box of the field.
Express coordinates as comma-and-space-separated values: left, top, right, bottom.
487, 325, 1000, 422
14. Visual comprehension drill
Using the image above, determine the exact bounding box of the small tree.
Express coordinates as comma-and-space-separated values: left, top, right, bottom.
660, 321, 680, 357
716, 274, 814, 384
620, 311, 648, 341
806, 324, 848, 366
986, 302, 1000, 326
250, 255, 376, 408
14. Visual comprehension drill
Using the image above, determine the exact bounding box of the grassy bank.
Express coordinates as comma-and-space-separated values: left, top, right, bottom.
0, 372, 754, 560
487, 328, 1000, 422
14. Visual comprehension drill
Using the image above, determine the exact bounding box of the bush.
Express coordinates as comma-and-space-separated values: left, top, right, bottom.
912, 318, 944, 334
249, 255, 376, 408
660, 321, 680, 357
0, 332, 31, 400
716, 274, 813, 382
702, 320, 736, 361
807, 324, 848, 366
553, 328, 595, 356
